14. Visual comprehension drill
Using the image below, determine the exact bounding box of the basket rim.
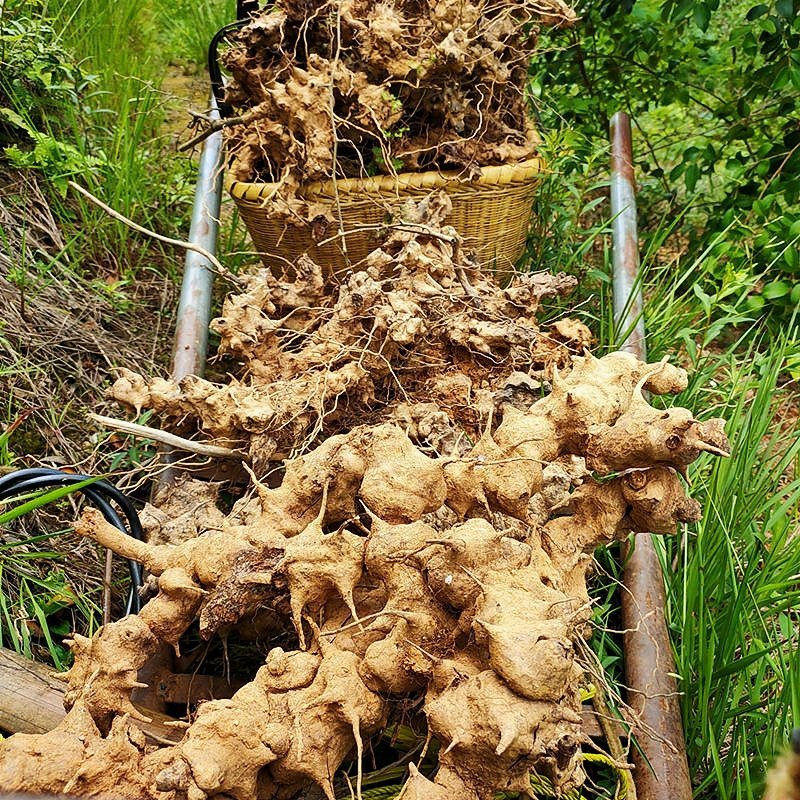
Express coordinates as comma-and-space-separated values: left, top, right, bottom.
227, 157, 544, 203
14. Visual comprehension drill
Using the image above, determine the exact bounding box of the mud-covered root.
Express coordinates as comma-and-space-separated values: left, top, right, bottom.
0, 200, 733, 800
418, 518, 533, 611
108, 198, 584, 463
62, 566, 204, 728
218, 0, 577, 222
438, 352, 729, 524
249, 424, 447, 537
399, 763, 460, 800
75, 507, 255, 586
585, 387, 731, 474
358, 425, 447, 522
271, 643, 388, 799
0, 703, 154, 799
423, 668, 584, 798
51, 347, 728, 800
472, 579, 583, 703
278, 488, 365, 649
155, 641, 388, 800
153, 699, 290, 800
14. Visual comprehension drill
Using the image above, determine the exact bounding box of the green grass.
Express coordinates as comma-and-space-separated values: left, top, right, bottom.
152, 0, 235, 69
0, 532, 102, 669
662, 343, 800, 799
2, 0, 206, 278
0, 472, 110, 667
584, 231, 800, 799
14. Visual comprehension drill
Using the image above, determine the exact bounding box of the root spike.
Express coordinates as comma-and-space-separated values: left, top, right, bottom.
443, 736, 460, 755
495, 722, 516, 756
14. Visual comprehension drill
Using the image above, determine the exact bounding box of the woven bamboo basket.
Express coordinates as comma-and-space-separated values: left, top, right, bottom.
227, 157, 544, 279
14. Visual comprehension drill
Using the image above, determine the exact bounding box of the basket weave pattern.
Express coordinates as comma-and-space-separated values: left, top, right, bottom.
228, 158, 543, 276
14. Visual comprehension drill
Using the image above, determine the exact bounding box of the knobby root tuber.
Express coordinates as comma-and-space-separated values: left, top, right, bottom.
0, 201, 729, 800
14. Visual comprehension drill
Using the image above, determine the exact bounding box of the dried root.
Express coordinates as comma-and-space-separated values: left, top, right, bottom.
110, 194, 585, 464
209, 0, 577, 223
0, 204, 729, 800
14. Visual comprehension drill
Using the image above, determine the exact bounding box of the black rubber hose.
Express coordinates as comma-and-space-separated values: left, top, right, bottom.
1, 482, 142, 614
0, 468, 144, 614
0, 468, 145, 540
0, 471, 145, 566
0, 475, 143, 613
236, 0, 259, 20
207, 20, 249, 118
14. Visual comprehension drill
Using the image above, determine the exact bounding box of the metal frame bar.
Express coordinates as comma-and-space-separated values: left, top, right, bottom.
610, 110, 693, 800
134, 94, 224, 712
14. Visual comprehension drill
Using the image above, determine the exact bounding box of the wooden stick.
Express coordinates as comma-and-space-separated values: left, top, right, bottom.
178, 106, 267, 152
67, 181, 241, 285
89, 413, 246, 461
102, 547, 113, 627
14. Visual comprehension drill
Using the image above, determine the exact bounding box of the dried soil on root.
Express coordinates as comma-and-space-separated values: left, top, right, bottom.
218, 0, 576, 224
0, 198, 731, 800
110, 194, 588, 467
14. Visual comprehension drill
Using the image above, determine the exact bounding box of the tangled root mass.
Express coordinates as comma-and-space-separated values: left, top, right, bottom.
220, 0, 577, 222
0, 197, 729, 800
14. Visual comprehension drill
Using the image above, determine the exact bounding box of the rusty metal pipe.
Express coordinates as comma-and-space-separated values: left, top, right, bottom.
610, 111, 693, 800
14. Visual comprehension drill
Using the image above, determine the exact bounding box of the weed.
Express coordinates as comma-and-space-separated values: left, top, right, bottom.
0, 451, 107, 667
522, 127, 612, 278
0, 533, 102, 668
588, 237, 800, 798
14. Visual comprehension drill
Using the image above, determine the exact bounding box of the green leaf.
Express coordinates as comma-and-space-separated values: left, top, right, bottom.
711, 641, 786, 680
745, 294, 766, 311
774, 65, 791, 90
745, 3, 769, 19
0, 107, 35, 137
693, 2, 711, 30
762, 280, 791, 300
692, 283, 712, 315
664, 0, 696, 21
0, 475, 107, 525
776, 0, 794, 19
685, 162, 701, 192
684, 145, 702, 162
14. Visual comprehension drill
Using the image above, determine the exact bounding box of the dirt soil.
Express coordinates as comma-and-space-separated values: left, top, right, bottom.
0, 194, 730, 800
0, 170, 176, 472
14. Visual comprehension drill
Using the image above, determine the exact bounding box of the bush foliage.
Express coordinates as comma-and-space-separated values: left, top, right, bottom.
530, 0, 800, 315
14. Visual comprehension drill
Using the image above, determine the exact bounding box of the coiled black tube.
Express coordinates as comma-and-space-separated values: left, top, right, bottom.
0, 468, 144, 614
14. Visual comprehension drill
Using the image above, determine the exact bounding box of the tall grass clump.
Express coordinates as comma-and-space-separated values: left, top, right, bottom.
0, 477, 110, 668
621, 244, 800, 799
662, 342, 800, 799
153, 0, 234, 70
0, 534, 101, 669
51, 0, 191, 271
1, 0, 199, 277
